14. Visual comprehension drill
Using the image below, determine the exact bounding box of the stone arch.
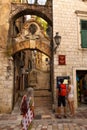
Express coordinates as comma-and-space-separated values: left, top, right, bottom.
9, 4, 52, 26
8, 5, 53, 56
7, 4, 53, 112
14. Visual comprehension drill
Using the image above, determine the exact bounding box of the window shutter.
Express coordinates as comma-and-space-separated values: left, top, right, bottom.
81, 20, 87, 48
81, 30, 87, 48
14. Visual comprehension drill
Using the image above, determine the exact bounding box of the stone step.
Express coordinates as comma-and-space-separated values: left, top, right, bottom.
34, 102, 52, 107
34, 90, 52, 97
34, 106, 52, 115
13, 90, 52, 114
34, 90, 52, 109
34, 96, 52, 108
34, 96, 52, 101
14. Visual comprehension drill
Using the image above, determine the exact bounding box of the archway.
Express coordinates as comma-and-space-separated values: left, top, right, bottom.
7, 2, 53, 114
8, 10, 53, 114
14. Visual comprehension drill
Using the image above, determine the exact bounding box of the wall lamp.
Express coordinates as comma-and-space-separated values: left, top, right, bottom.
53, 32, 61, 53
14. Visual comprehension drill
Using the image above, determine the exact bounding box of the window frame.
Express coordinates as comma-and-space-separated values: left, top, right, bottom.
76, 10, 87, 50
80, 19, 87, 48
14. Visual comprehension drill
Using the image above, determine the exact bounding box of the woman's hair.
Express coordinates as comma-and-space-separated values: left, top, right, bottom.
27, 87, 34, 97
60, 79, 64, 84
68, 79, 71, 84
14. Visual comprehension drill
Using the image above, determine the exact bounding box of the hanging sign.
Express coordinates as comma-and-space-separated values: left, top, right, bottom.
58, 55, 66, 65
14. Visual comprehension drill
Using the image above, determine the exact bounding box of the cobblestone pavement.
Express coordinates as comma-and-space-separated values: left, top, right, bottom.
0, 105, 87, 130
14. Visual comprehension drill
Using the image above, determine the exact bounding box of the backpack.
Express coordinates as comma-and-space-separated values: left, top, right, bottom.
60, 84, 67, 96
20, 96, 28, 115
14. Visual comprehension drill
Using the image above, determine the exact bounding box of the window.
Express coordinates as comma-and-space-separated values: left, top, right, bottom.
80, 20, 87, 48
27, 0, 47, 5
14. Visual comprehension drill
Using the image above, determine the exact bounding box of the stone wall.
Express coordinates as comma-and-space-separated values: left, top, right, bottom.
0, 0, 13, 113
0, 0, 87, 113
53, 0, 87, 108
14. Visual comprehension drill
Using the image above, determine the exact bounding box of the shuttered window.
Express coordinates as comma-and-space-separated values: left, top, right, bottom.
81, 20, 87, 48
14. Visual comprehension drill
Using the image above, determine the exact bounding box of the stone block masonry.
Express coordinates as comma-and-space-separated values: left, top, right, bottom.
53, 0, 87, 108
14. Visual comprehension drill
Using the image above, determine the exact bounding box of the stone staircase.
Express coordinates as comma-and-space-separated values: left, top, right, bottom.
12, 89, 53, 117
34, 89, 53, 115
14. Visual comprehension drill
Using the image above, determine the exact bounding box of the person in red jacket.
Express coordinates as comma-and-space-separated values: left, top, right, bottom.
56, 79, 67, 118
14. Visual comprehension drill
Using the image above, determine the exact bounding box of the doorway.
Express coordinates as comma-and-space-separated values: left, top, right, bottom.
13, 48, 53, 114
76, 70, 87, 106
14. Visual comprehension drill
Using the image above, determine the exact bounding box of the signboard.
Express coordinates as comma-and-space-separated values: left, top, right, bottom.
58, 55, 66, 65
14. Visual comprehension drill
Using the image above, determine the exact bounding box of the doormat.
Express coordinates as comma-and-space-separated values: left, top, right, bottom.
34, 114, 41, 119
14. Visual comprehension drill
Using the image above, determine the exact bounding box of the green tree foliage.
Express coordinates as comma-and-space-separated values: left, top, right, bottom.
36, 17, 48, 33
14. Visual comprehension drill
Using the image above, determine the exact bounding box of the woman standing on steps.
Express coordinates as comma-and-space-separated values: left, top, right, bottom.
67, 79, 75, 117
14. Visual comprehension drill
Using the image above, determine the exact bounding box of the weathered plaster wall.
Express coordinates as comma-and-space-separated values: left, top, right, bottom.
0, 0, 13, 113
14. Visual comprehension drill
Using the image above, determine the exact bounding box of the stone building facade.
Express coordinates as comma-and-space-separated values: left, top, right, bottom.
53, 0, 87, 109
0, 1, 14, 113
0, 0, 87, 113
